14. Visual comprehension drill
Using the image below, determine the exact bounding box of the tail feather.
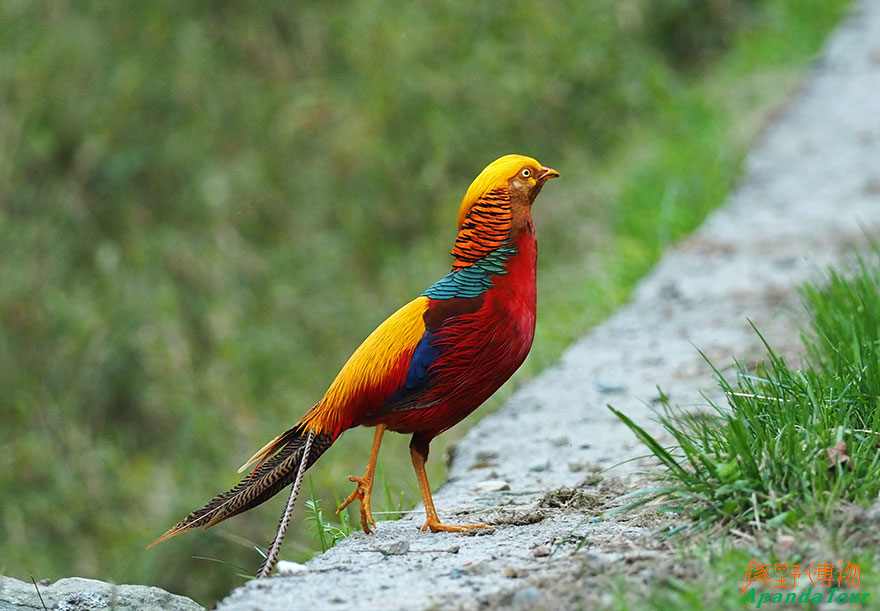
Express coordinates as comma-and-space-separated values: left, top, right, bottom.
237, 426, 303, 474
148, 425, 335, 548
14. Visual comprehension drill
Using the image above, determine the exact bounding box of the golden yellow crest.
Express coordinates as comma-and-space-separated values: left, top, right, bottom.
457, 154, 542, 229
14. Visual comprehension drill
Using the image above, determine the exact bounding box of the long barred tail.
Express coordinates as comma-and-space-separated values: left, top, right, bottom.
148, 424, 335, 548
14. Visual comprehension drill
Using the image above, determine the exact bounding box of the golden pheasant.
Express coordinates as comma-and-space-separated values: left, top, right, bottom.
149, 154, 558, 577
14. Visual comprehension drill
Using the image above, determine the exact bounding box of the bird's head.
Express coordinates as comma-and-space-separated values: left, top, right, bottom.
458, 154, 559, 229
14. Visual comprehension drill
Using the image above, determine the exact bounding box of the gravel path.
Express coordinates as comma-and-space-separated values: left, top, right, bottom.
217, 3, 880, 609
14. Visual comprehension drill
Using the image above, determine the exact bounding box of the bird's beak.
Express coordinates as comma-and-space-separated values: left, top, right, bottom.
538, 167, 560, 181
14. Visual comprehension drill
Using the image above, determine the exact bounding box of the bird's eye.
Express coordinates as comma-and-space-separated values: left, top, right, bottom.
521, 168, 531, 178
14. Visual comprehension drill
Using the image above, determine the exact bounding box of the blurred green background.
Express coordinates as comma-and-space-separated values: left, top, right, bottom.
0, 0, 848, 605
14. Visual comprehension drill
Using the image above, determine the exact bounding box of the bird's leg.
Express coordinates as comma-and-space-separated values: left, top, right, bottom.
337, 424, 385, 533
409, 434, 492, 533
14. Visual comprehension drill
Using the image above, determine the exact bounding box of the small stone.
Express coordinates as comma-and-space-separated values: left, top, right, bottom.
503, 566, 519, 578
864, 176, 880, 194
475, 479, 510, 492
475, 450, 499, 461
579, 473, 603, 486
775, 534, 796, 547
276, 561, 308, 575
529, 461, 550, 472
465, 562, 492, 575
511, 587, 542, 605
597, 379, 627, 394
379, 540, 410, 555
531, 544, 551, 557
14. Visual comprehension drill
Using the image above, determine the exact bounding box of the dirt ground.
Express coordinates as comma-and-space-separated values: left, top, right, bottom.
215, 2, 880, 609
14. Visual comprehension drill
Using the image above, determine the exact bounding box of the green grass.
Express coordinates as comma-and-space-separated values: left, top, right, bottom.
613, 247, 880, 533
611, 245, 880, 608
0, 0, 850, 605
302, 468, 411, 553
304, 477, 352, 554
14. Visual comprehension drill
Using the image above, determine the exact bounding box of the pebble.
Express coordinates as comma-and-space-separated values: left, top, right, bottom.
511, 587, 542, 605
475, 450, 499, 460
531, 544, 551, 558
775, 534, 796, 547
475, 479, 510, 492
276, 561, 308, 575
378, 540, 410, 556
597, 379, 627, 394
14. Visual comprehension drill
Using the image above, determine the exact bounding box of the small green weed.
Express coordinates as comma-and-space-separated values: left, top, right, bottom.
306, 468, 411, 551
305, 478, 352, 553
376, 468, 409, 521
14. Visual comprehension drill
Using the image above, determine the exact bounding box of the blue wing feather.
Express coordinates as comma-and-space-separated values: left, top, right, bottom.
404, 330, 438, 390
379, 329, 437, 407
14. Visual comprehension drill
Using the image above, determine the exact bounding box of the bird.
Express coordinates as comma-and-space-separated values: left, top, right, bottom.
148, 154, 559, 577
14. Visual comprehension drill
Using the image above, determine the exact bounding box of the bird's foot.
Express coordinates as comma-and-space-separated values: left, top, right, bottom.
419, 518, 493, 533
337, 475, 376, 534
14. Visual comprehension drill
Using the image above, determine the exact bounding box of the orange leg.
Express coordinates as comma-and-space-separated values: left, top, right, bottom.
409, 435, 492, 533
337, 424, 385, 533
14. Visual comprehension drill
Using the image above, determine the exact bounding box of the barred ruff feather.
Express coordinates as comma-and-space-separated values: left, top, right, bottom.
451, 187, 512, 270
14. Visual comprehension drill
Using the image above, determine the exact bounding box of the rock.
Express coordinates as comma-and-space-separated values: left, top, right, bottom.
475, 479, 510, 492
865, 500, 880, 522
276, 561, 308, 575
57, 590, 107, 611
596, 379, 627, 394
511, 587, 542, 605
378, 540, 410, 556
474, 451, 499, 461
531, 544, 551, 558
0, 576, 203, 611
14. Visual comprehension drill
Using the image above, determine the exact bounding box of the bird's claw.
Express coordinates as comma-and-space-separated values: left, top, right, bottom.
337, 474, 376, 534
419, 519, 493, 533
